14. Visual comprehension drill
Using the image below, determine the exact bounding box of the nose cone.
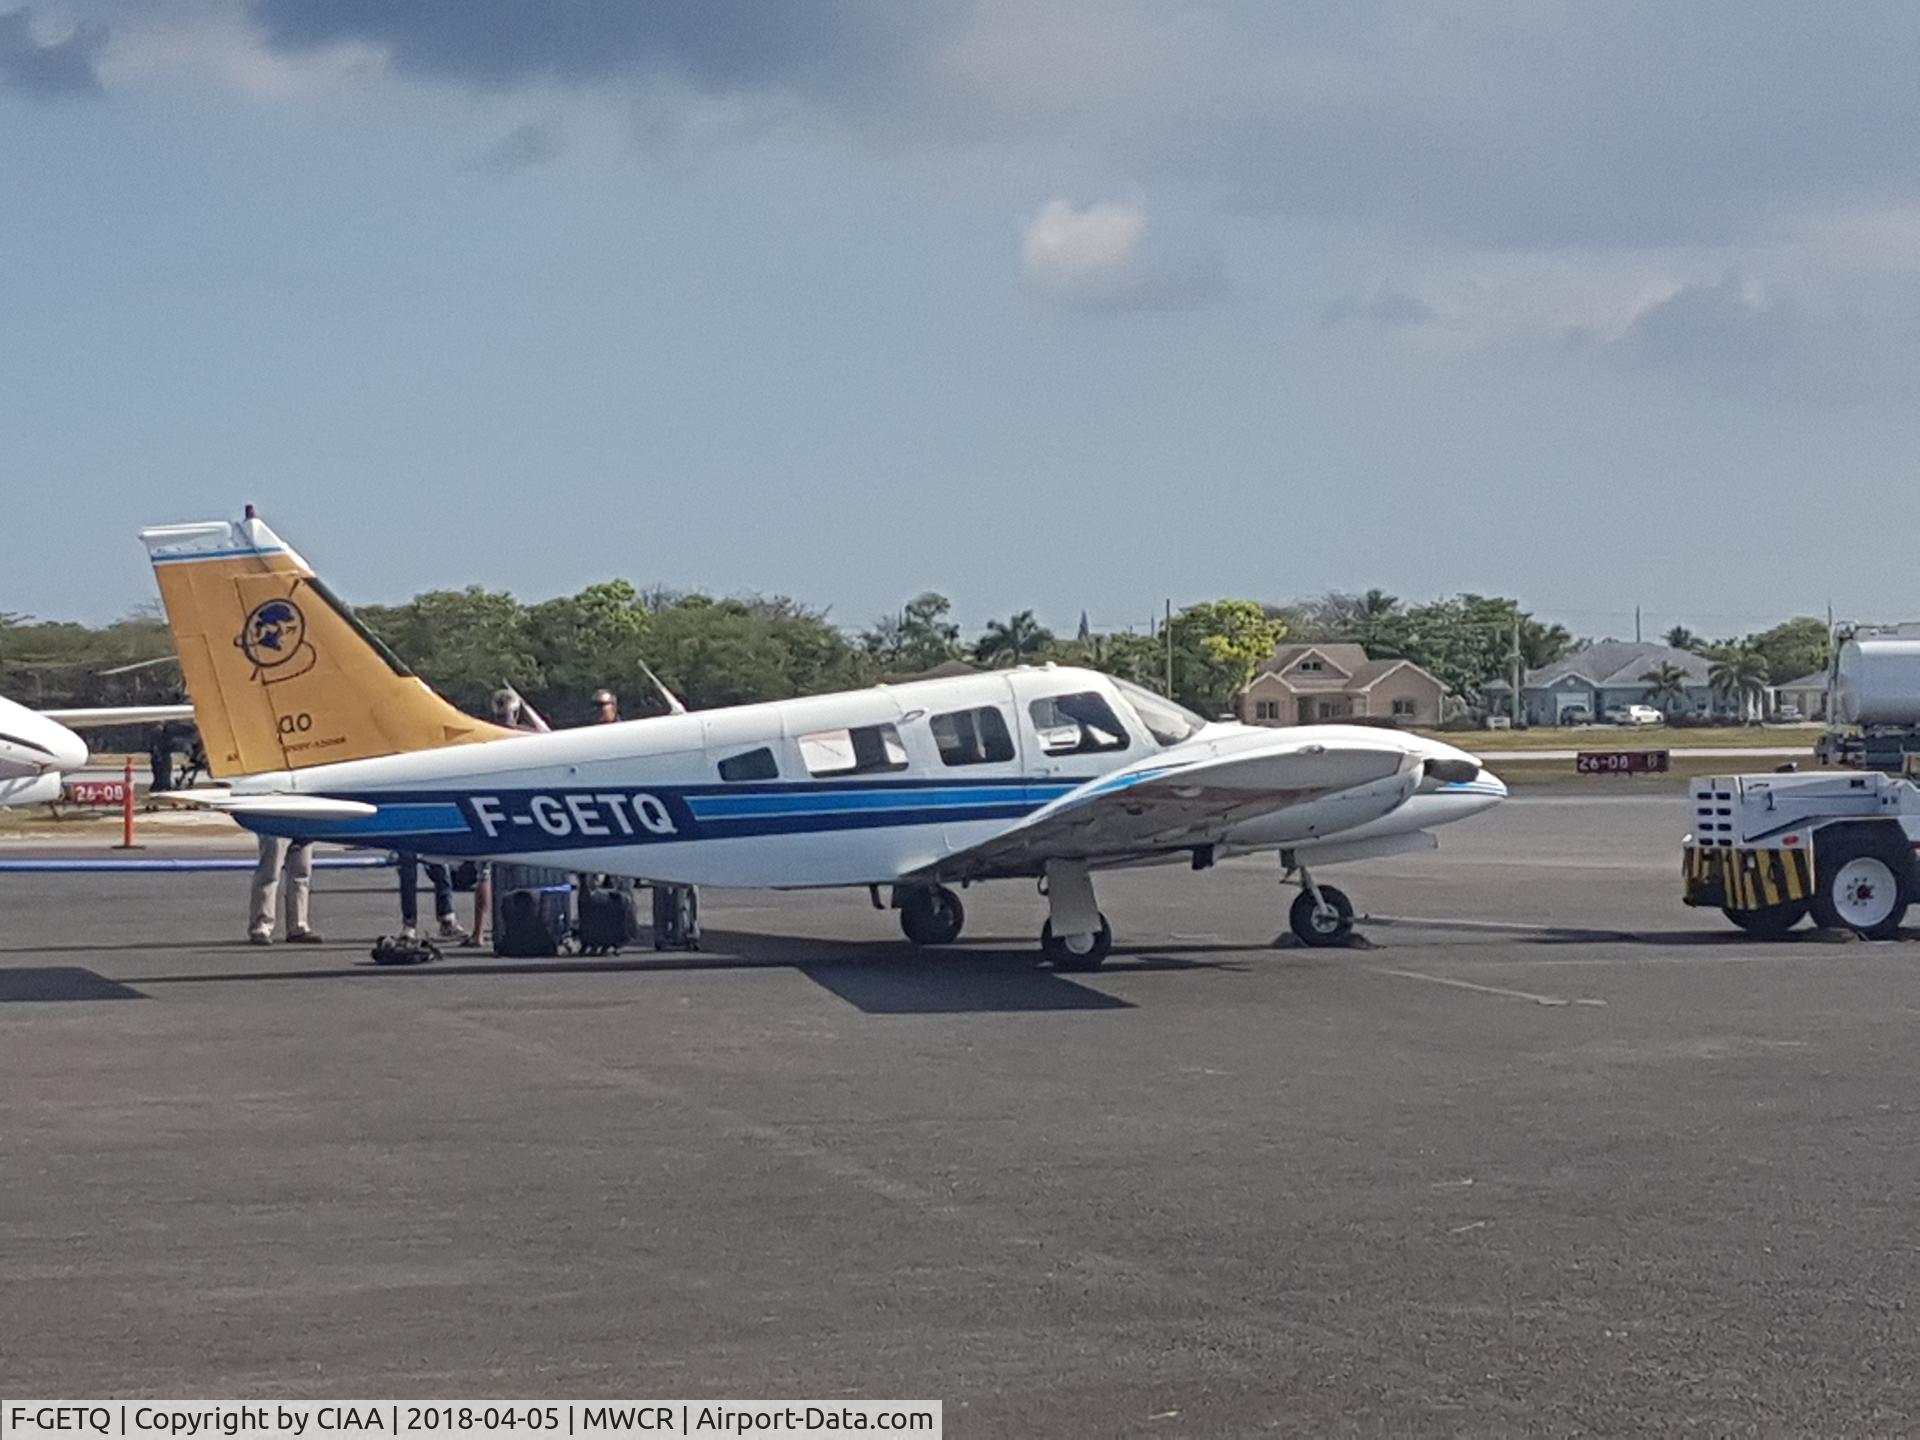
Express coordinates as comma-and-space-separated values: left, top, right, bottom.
1468, 768, 1508, 809
0, 709, 88, 778
45, 719, 90, 774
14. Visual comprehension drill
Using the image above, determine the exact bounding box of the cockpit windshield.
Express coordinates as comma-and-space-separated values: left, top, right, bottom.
1112, 678, 1209, 747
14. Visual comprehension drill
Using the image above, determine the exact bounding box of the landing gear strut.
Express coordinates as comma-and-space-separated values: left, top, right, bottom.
897, 884, 966, 947
1287, 863, 1355, 947
1040, 859, 1111, 970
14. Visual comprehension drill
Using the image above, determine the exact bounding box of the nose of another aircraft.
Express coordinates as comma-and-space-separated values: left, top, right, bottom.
39, 716, 90, 774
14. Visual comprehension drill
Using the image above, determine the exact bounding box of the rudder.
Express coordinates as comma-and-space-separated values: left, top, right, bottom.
142, 511, 513, 778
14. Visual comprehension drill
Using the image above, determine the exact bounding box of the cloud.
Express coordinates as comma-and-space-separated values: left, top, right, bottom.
1568, 270, 1920, 406
0, 6, 106, 96
1022, 198, 1144, 288
227, 2, 1920, 264
478, 119, 561, 172
1321, 284, 1434, 330
1019, 196, 1223, 312
247, 0, 958, 98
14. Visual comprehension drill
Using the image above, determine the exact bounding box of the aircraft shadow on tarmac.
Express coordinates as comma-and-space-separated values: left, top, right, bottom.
5, 931, 1250, 1014
0, 967, 147, 1003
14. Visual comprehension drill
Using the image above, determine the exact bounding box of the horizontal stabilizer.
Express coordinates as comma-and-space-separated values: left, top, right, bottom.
42, 705, 197, 728
158, 789, 379, 819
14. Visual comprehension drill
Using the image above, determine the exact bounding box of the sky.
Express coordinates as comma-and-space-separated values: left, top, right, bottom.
4, 1, 1920, 642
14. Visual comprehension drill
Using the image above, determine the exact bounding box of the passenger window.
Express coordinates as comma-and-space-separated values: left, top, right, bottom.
1029, 693, 1131, 756
798, 723, 910, 777
930, 706, 1015, 767
717, 747, 779, 782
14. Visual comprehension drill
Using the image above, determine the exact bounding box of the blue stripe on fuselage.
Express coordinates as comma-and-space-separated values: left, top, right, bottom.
235, 778, 1093, 851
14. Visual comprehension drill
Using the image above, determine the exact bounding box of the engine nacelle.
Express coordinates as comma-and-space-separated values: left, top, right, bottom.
0, 772, 63, 807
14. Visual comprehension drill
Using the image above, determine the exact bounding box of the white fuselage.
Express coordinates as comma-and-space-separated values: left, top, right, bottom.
227, 668, 1504, 887
0, 696, 90, 808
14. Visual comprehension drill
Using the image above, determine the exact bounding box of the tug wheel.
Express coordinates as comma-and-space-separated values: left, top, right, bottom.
1811, 830, 1910, 939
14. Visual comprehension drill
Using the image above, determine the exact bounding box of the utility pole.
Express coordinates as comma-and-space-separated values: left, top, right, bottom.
1164, 598, 1174, 698
1511, 617, 1523, 727
1635, 605, 1642, 644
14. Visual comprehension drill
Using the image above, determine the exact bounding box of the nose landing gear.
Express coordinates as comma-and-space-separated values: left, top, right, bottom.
1286, 864, 1356, 947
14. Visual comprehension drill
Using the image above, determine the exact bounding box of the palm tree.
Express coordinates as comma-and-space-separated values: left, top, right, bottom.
1664, 625, 1698, 651
1640, 662, 1690, 716
975, 610, 1054, 667
1708, 649, 1771, 722
1354, 588, 1401, 651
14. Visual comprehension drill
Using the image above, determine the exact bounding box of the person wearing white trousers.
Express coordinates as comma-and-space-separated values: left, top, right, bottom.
249, 834, 321, 944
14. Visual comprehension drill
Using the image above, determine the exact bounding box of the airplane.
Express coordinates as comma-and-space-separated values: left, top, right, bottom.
139, 508, 1507, 962
0, 694, 194, 808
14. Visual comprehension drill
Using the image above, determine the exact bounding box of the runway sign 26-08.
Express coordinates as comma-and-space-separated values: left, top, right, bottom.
1576, 750, 1671, 775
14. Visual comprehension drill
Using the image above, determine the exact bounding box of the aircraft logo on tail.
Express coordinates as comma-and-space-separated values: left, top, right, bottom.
236, 596, 315, 683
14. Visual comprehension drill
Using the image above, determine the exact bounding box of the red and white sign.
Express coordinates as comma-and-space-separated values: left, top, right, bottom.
66, 778, 129, 806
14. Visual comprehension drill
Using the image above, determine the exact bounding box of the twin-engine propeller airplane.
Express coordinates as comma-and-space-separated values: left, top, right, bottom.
0, 695, 193, 808
140, 509, 1505, 963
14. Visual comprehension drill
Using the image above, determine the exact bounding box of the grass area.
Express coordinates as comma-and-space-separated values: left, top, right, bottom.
1423, 724, 1823, 752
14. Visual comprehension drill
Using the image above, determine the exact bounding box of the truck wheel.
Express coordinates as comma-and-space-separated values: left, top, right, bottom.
1812, 831, 1911, 939
1723, 901, 1808, 938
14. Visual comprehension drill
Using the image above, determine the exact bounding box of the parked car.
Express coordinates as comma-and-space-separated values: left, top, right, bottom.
1774, 704, 1804, 722
1558, 705, 1593, 725
1603, 704, 1664, 725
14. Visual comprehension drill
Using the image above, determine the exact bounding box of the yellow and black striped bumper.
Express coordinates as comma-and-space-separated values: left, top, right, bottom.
1683, 845, 1813, 911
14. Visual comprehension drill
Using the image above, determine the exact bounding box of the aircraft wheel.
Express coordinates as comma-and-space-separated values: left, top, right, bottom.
1042, 915, 1111, 971
1723, 901, 1808, 938
899, 885, 965, 947
1290, 885, 1355, 947
1811, 831, 1910, 939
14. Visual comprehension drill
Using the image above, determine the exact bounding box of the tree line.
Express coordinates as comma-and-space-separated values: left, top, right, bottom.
0, 588, 1834, 727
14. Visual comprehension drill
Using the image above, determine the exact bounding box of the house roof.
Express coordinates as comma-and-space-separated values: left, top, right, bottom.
1248, 644, 1444, 695
1485, 640, 1714, 693
1256, 643, 1370, 678
1778, 670, 1830, 690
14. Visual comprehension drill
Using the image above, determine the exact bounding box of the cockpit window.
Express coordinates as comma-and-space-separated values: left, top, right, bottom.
1112, 679, 1208, 746
1029, 693, 1131, 756
798, 723, 910, 777
930, 706, 1016, 766
718, 747, 779, 782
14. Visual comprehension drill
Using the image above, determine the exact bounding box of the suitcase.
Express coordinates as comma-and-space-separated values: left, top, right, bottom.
578, 885, 638, 954
492, 864, 574, 958
651, 883, 701, 951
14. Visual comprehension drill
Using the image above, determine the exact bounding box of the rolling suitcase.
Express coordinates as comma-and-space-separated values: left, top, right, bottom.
578, 884, 638, 954
492, 864, 574, 957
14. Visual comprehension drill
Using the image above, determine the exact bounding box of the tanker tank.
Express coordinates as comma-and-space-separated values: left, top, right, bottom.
1834, 634, 1920, 727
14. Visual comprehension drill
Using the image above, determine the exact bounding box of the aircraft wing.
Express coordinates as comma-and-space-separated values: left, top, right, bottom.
42, 704, 196, 728
156, 789, 379, 820
910, 737, 1419, 880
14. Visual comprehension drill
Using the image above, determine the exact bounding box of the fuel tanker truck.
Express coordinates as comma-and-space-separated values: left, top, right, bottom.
1683, 627, 1920, 938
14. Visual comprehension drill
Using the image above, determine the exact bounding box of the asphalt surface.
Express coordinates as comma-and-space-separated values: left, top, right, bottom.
4, 791, 1919, 1435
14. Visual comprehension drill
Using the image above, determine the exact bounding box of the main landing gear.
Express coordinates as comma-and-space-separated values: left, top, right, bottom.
1286, 863, 1356, 947
1039, 859, 1111, 970
897, 883, 966, 947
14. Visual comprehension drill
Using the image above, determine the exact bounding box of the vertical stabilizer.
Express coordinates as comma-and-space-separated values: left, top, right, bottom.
141, 513, 514, 778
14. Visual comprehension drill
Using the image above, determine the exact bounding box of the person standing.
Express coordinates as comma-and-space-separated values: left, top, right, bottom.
249, 833, 320, 945
466, 688, 552, 946
147, 723, 176, 794
397, 852, 465, 941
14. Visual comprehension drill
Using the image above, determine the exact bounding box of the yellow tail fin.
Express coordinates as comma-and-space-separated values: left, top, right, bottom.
141, 511, 514, 778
